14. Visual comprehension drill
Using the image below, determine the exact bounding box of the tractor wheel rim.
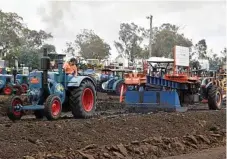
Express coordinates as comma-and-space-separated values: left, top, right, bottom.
12, 99, 22, 116
82, 88, 94, 112
216, 92, 221, 106
51, 99, 61, 116
21, 84, 28, 92
4, 87, 12, 95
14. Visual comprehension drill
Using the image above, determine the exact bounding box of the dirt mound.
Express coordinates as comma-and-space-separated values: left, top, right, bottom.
31, 131, 226, 159
0, 110, 225, 159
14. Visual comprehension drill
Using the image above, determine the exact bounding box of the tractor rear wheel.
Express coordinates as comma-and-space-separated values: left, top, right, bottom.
13, 84, 23, 95
69, 80, 96, 118
7, 96, 23, 121
208, 85, 222, 110
44, 95, 62, 120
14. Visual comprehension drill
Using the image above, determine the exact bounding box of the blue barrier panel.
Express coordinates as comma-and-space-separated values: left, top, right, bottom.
143, 91, 157, 103
159, 91, 181, 108
125, 90, 181, 108
125, 91, 140, 103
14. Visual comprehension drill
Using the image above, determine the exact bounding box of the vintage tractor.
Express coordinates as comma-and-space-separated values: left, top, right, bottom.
120, 46, 220, 112
200, 71, 226, 109
99, 69, 132, 95
7, 48, 97, 121
15, 74, 29, 93
96, 68, 113, 92
0, 69, 25, 95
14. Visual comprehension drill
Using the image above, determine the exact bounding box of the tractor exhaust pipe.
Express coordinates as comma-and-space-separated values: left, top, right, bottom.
41, 48, 50, 97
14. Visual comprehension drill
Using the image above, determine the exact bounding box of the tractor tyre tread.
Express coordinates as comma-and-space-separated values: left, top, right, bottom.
208, 85, 222, 110
7, 96, 23, 121
44, 95, 62, 120
69, 80, 96, 119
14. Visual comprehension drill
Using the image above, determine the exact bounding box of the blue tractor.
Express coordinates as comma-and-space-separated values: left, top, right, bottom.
99, 69, 132, 95
0, 68, 27, 95
15, 74, 29, 93
7, 48, 97, 121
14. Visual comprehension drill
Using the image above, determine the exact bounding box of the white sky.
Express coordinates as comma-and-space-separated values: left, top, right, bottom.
0, 0, 226, 59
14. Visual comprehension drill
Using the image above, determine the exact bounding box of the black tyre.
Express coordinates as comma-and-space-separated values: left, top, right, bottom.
97, 80, 107, 92
69, 80, 96, 118
7, 96, 23, 121
44, 95, 62, 120
34, 110, 44, 119
208, 85, 222, 110
115, 81, 126, 96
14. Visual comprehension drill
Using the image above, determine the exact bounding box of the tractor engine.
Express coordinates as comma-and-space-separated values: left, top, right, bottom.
27, 88, 42, 105
28, 71, 43, 105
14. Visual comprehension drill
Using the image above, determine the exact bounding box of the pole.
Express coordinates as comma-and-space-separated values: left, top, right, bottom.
147, 15, 153, 57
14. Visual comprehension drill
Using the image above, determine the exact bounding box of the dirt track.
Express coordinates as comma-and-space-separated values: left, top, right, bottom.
162, 146, 226, 159
0, 94, 226, 159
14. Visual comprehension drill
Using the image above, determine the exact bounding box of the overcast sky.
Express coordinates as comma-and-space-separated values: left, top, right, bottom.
0, 0, 226, 59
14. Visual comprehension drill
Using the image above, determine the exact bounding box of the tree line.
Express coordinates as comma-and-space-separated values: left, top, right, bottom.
0, 10, 226, 70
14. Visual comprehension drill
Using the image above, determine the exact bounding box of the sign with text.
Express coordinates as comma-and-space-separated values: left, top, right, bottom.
175, 46, 189, 67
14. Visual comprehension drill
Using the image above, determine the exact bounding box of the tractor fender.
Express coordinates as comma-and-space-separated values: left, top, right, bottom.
0, 79, 6, 89
67, 76, 96, 88
106, 78, 116, 89
112, 79, 124, 90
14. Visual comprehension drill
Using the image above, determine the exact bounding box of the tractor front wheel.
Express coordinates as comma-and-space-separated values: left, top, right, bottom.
44, 95, 62, 120
21, 83, 29, 93
7, 96, 23, 121
208, 85, 222, 110
3, 85, 13, 95
69, 80, 96, 118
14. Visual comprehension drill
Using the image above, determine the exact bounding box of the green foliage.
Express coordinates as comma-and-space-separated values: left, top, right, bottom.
115, 22, 193, 60
114, 23, 148, 61
64, 42, 76, 56
0, 10, 53, 68
195, 39, 207, 59
65, 29, 111, 60
152, 23, 193, 57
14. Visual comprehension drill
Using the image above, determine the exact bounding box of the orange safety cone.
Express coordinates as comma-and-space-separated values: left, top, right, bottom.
119, 84, 124, 103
